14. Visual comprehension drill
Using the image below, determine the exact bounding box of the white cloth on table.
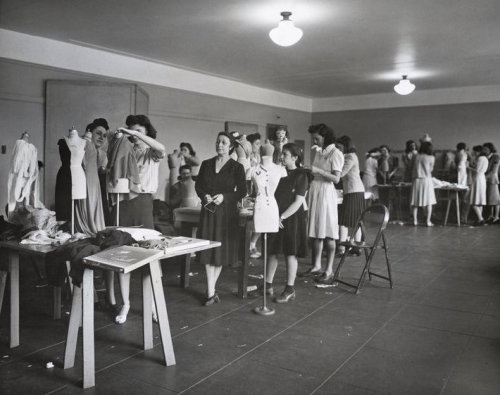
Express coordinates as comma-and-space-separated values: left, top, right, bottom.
117, 227, 163, 241
469, 156, 488, 205
250, 163, 285, 233
65, 135, 87, 199
308, 144, 344, 239
7, 139, 44, 214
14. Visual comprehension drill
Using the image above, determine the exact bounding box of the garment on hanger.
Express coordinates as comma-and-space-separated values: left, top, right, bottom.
250, 162, 285, 233
107, 135, 141, 193
7, 137, 44, 215
65, 134, 87, 199
55, 138, 72, 220
74, 141, 106, 236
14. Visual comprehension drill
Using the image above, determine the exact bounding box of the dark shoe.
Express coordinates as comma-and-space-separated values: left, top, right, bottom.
473, 220, 486, 226
335, 248, 346, 257
491, 218, 500, 224
298, 268, 322, 278
315, 272, 334, 284
275, 288, 296, 303
35, 278, 48, 288
204, 293, 220, 306
249, 285, 274, 297
348, 248, 361, 257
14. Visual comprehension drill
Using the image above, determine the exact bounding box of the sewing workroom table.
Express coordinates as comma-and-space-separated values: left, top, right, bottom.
64, 239, 220, 389
0, 240, 67, 348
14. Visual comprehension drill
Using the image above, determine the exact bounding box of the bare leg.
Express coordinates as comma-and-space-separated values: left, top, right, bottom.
493, 204, 500, 220
324, 238, 336, 275
354, 228, 362, 242
115, 273, 130, 324
412, 206, 418, 225
338, 226, 348, 254
472, 205, 484, 222
426, 205, 433, 226
205, 264, 222, 298
285, 255, 298, 286
266, 255, 279, 284
311, 238, 324, 272
105, 271, 116, 306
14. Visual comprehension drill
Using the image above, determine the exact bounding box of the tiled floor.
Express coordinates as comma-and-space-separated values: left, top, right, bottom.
1, 223, 499, 394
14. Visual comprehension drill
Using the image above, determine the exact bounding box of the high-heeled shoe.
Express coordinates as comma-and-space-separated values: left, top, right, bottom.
204, 293, 220, 306
275, 288, 296, 303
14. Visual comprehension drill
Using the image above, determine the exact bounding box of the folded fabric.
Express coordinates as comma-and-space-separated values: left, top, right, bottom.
116, 227, 162, 241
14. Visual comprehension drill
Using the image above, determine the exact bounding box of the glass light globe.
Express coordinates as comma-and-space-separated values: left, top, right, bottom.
269, 12, 303, 47
394, 76, 416, 95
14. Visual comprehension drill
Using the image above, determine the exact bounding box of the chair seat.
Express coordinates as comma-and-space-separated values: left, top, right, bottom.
338, 241, 370, 249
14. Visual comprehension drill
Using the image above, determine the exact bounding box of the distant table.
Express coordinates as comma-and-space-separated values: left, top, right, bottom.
174, 207, 253, 298
376, 183, 467, 226
64, 240, 220, 389
0, 241, 67, 348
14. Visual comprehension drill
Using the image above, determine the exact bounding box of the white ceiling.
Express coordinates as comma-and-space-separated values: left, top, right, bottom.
1, 0, 500, 98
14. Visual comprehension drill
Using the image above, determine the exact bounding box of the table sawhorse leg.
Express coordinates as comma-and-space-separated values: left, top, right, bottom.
8, 251, 19, 348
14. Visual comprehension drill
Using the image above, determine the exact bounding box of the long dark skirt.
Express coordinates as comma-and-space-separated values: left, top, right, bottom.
198, 202, 239, 267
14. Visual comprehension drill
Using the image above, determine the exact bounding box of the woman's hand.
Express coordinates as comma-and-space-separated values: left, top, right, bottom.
311, 165, 324, 176
279, 216, 285, 229
119, 127, 137, 137
204, 194, 213, 204
212, 194, 224, 205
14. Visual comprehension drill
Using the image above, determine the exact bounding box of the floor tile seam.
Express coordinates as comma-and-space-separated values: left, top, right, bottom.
104, 367, 181, 394
388, 319, 480, 337
438, 334, 475, 395
175, 292, 348, 395
308, 262, 453, 395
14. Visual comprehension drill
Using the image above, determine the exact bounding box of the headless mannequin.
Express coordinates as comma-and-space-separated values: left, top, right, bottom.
65, 128, 87, 200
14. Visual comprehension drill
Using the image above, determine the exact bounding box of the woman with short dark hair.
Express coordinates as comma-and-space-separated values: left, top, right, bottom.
195, 131, 246, 305
299, 124, 344, 284
410, 141, 436, 226
402, 140, 418, 182
483, 142, 500, 223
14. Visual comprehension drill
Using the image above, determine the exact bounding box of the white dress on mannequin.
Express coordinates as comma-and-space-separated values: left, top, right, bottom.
65, 130, 87, 199
250, 158, 285, 233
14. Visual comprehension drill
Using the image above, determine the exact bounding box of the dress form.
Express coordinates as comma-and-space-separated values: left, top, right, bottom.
65, 128, 87, 199
251, 146, 284, 233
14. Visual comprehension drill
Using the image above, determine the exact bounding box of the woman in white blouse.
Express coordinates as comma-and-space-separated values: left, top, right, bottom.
468, 145, 488, 226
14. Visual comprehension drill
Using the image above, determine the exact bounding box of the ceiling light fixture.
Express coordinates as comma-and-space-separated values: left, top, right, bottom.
269, 11, 303, 47
394, 75, 416, 95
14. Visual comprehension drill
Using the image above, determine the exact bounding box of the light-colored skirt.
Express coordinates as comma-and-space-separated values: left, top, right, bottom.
411, 177, 436, 207
308, 180, 339, 239
469, 175, 486, 206
457, 166, 467, 186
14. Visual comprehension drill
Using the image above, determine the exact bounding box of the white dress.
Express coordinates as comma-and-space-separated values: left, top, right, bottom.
410, 154, 436, 207
308, 144, 344, 239
456, 150, 468, 186
65, 135, 87, 199
7, 139, 44, 214
250, 163, 284, 233
469, 156, 488, 205
362, 156, 379, 199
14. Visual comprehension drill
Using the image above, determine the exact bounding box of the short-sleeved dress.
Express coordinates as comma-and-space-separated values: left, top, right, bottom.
362, 156, 379, 199
268, 168, 310, 257
195, 157, 246, 267
469, 156, 488, 205
456, 150, 468, 187
410, 154, 436, 207
486, 153, 500, 205
308, 144, 344, 239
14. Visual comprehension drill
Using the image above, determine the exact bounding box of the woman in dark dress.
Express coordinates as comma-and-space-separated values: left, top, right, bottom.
195, 131, 246, 305
266, 143, 310, 302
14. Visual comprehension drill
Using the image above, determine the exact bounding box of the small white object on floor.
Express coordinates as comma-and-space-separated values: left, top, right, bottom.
315, 283, 336, 288
247, 285, 257, 292
181, 325, 189, 330
46, 362, 54, 369
248, 274, 264, 279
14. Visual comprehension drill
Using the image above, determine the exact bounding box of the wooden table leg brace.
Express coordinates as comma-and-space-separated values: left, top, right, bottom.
64, 262, 175, 389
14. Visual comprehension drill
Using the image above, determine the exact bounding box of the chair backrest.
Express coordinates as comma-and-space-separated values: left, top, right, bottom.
351, 204, 389, 247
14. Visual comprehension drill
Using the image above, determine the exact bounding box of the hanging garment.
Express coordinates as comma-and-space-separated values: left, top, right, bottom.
55, 139, 72, 220
250, 163, 285, 233
7, 139, 44, 214
65, 135, 87, 199
74, 141, 106, 236
107, 135, 141, 191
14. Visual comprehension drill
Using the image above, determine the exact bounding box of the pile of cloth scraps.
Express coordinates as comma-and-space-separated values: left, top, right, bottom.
116, 227, 163, 241
8, 206, 58, 233
20, 230, 88, 246
0, 215, 24, 241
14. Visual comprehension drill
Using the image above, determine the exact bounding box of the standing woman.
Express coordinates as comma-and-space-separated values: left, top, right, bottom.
336, 135, 365, 255
299, 124, 344, 283
455, 142, 468, 187
468, 146, 488, 225
195, 131, 246, 305
402, 140, 418, 182
362, 148, 380, 200
410, 141, 436, 227
265, 143, 310, 302
114, 115, 166, 324
483, 142, 500, 223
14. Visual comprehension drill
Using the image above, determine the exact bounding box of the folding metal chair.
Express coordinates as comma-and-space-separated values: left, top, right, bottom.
333, 204, 393, 294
